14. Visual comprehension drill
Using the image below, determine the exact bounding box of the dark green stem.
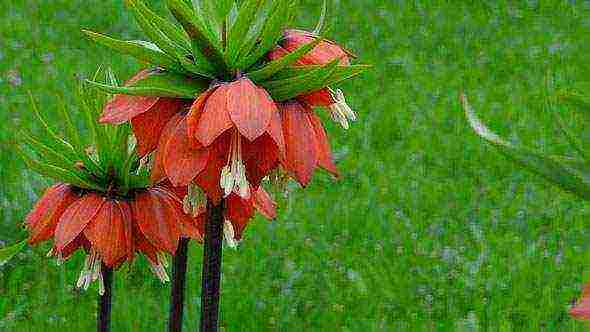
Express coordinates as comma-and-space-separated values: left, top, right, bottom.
200, 199, 224, 332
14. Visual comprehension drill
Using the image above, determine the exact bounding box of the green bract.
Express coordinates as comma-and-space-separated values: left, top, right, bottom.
462, 86, 590, 201
83, 0, 368, 101
18, 70, 150, 196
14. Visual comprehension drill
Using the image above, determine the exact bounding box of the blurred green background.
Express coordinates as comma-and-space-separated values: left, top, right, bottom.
1, 0, 590, 330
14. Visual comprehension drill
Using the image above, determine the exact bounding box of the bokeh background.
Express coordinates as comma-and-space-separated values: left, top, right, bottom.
1, 0, 590, 330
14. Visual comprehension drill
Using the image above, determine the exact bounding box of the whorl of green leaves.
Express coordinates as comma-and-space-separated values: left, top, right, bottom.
461, 87, 590, 201
83, 0, 369, 101
18, 69, 150, 196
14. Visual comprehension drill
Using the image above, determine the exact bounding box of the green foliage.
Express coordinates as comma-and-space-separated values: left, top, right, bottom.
0, 241, 27, 266
1, 1, 590, 331
462, 91, 590, 201
18, 70, 149, 196
84, 0, 361, 96
86, 69, 209, 98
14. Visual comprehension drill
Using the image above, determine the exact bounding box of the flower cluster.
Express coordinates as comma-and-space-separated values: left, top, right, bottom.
22, 0, 366, 293
89, 0, 367, 244
26, 182, 201, 293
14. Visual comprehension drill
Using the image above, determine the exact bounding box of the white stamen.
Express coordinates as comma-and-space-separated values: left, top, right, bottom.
46, 248, 54, 258
220, 131, 250, 199
56, 251, 64, 266
75, 249, 103, 294
223, 220, 238, 249
98, 273, 105, 296
148, 255, 170, 283
183, 183, 206, 217
328, 89, 356, 130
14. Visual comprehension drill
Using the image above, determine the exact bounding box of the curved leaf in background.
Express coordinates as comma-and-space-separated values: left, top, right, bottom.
460, 93, 590, 201
0, 240, 27, 267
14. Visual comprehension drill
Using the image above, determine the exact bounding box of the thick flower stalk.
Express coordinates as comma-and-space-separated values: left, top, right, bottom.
83, 0, 367, 330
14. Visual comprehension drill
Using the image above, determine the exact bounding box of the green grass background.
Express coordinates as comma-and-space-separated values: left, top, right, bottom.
1, 0, 590, 330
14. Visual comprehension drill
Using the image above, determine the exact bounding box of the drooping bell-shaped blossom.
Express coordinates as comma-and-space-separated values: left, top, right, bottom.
148, 78, 284, 202
25, 183, 203, 294
99, 69, 190, 157
222, 187, 277, 248
278, 101, 339, 187
571, 283, 590, 320
268, 30, 357, 129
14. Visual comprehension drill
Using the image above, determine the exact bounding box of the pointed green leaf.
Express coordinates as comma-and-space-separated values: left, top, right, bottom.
17, 147, 102, 190
269, 64, 370, 83
21, 131, 79, 172
128, 0, 191, 51
56, 97, 83, 152
247, 37, 322, 82
201, 0, 233, 28
230, 0, 271, 67
166, 0, 225, 69
226, 0, 263, 65
259, 59, 340, 101
462, 94, 590, 201
86, 70, 209, 98
558, 84, 590, 121
128, 0, 188, 59
554, 108, 589, 161
83, 30, 182, 70
28, 93, 80, 162
0, 240, 27, 267
313, 0, 328, 35
237, 0, 288, 69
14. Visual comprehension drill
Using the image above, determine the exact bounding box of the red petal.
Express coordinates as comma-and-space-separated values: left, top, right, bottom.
307, 111, 339, 177
131, 98, 185, 157
298, 88, 334, 107
253, 187, 276, 220
83, 200, 129, 267
26, 183, 78, 245
194, 132, 231, 204
266, 45, 290, 62
267, 107, 285, 157
133, 223, 159, 263
242, 134, 279, 188
55, 193, 105, 251
227, 79, 272, 142
571, 284, 590, 320
160, 180, 188, 200
164, 117, 209, 186
187, 88, 217, 143
119, 201, 135, 263
180, 208, 205, 242
283, 29, 351, 66
151, 113, 185, 184
195, 85, 233, 146
54, 235, 90, 261
101, 95, 159, 125
224, 194, 255, 240
133, 188, 181, 254
100, 69, 161, 124
280, 102, 318, 186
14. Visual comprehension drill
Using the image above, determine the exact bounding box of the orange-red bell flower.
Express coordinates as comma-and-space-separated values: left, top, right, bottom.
99, 69, 189, 157
280, 29, 353, 66
221, 186, 277, 247
571, 283, 590, 320
278, 101, 338, 186
149, 78, 284, 202
25, 183, 202, 293
268, 30, 357, 129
